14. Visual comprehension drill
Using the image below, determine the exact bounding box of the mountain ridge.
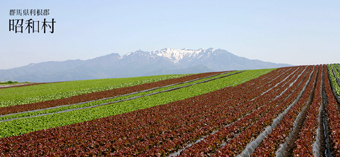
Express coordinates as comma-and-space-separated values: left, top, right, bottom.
0, 48, 290, 82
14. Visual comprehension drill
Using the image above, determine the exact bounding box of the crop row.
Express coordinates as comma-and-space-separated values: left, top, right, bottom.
0, 71, 240, 122
136, 67, 300, 156
326, 64, 340, 156
0, 73, 190, 108
178, 66, 308, 156
0, 72, 223, 115
292, 65, 322, 156
246, 65, 340, 156
0, 82, 47, 89
0, 68, 282, 155
94, 68, 288, 156
215, 65, 316, 156
0, 69, 272, 138
330, 64, 340, 97
250, 65, 317, 156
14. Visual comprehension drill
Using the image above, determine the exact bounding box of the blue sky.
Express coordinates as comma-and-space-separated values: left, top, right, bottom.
0, 0, 339, 69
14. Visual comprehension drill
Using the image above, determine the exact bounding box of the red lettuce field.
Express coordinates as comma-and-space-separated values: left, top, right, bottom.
1, 64, 340, 156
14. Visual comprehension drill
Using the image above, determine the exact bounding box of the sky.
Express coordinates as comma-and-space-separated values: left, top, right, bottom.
0, 0, 339, 69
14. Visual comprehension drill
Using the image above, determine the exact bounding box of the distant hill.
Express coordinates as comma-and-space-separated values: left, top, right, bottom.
0, 48, 290, 82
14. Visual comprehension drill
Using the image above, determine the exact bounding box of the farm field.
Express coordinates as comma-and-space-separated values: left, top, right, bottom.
0, 82, 42, 89
1, 64, 340, 156
0, 73, 193, 108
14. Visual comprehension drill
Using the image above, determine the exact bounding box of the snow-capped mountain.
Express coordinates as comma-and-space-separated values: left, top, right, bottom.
124, 48, 218, 64
0, 48, 290, 82
152, 48, 206, 63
